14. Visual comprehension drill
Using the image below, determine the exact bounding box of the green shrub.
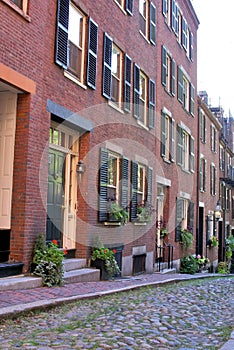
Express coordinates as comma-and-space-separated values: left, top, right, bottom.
217, 262, 229, 274
180, 255, 198, 274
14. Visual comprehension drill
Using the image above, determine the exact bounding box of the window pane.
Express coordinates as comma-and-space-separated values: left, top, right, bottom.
69, 5, 83, 48
11, 0, 22, 9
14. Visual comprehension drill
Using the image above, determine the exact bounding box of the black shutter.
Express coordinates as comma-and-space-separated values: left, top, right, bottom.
133, 64, 140, 119
146, 166, 153, 206
130, 161, 138, 220
161, 112, 166, 158
189, 32, 194, 61
121, 157, 129, 210
102, 33, 112, 99
162, 0, 167, 16
124, 54, 132, 113
189, 136, 195, 172
190, 83, 195, 116
148, 79, 155, 129
188, 201, 194, 234
170, 118, 175, 162
126, 0, 133, 15
87, 18, 98, 89
177, 125, 183, 166
55, 0, 69, 68
149, 2, 156, 45
98, 148, 109, 222
177, 67, 183, 103
171, 58, 176, 96
175, 197, 183, 241
161, 46, 167, 87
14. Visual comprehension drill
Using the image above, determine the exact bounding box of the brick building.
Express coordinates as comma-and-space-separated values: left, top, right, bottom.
0, 0, 200, 276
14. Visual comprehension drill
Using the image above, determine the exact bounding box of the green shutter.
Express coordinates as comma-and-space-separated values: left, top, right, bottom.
149, 2, 156, 45
190, 83, 195, 116
161, 112, 166, 158
171, 59, 176, 96
148, 79, 155, 129
204, 159, 207, 192
102, 33, 112, 99
130, 161, 138, 220
170, 118, 175, 162
98, 148, 109, 222
189, 32, 194, 61
172, 0, 178, 34
55, 0, 69, 68
189, 136, 195, 172
87, 18, 98, 89
133, 64, 140, 119
177, 67, 183, 103
124, 54, 132, 113
161, 46, 167, 87
146, 166, 153, 206
182, 17, 188, 49
175, 198, 183, 241
121, 157, 129, 210
177, 125, 183, 166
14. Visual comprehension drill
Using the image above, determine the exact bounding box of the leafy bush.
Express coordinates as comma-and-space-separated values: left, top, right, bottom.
226, 235, 234, 260
217, 262, 229, 274
180, 255, 198, 274
33, 236, 66, 287
180, 229, 193, 249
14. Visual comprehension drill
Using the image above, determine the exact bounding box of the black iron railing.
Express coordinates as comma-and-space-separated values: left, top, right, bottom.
155, 242, 174, 272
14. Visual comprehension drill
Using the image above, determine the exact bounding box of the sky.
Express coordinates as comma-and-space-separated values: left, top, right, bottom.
192, 0, 234, 116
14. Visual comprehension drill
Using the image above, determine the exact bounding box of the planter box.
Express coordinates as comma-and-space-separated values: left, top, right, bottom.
91, 259, 109, 280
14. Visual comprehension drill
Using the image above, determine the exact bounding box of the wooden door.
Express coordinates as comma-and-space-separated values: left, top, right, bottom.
0, 93, 17, 229
46, 149, 65, 246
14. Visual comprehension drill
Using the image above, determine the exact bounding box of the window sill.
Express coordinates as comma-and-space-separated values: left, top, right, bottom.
108, 101, 124, 114
103, 222, 122, 226
133, 222, 147, 226
162, 157, 171, 164
139, 31, 151, 44
64, 71, 87, 90
114, 0, 127, 15
2, 0, 30, 21
137, 120, 149, 131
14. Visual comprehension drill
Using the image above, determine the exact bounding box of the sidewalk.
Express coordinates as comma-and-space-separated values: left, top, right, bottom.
0, 272, 233, 349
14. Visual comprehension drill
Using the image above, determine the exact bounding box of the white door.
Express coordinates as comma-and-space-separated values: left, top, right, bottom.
0, 93, 17, 229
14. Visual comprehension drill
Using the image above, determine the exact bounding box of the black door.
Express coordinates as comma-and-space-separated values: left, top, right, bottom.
46, 149, 65, 247
197, 207, 204, 255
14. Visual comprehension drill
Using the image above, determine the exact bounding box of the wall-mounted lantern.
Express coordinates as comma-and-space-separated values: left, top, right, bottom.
76, 160, 86, 175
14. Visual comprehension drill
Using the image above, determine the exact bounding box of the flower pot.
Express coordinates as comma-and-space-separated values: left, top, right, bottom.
91, 259, 109, 280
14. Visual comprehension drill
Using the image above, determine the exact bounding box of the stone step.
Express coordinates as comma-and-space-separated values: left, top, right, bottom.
64, 268, 100, 284
0, 275, 42, 291
63, 258, 87, 272
0, 262, 24, 278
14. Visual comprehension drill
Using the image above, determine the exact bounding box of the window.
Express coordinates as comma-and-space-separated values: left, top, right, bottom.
199, 157, 206, 192
99, 148, 129, 222
130, 161, 152, 221
114, 0, 133, 15
175, 198, 194, 241
210, 125, 217, 153
161, 111, 175, 162
219, 145, 225, 171
133, 64, 155, 128
102, 33, 132, 112
55, 1, 98, 89
111, 45, 123, 106
162, 0, 171, 26
139, 0, 156, 45
161, 46, 176, 95
178, 66, 195, 115
226, 187, 231, 211
199, 109, 206, 143
177, 125, 194, 172
210, 163, 217, 196
11, 0, 22, 8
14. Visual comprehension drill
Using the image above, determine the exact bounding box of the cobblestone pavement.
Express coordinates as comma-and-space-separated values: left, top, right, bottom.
0, 276, 233, 349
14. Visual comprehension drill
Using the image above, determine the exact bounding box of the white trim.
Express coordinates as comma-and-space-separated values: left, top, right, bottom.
156, 175, 171, 187
105, 142, 123, 155
199, 202, 205, 207
179, 191, 191, 200
162, 107, 172, 117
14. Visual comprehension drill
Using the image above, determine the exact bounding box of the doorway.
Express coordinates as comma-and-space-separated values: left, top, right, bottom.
197, 207, 204, 255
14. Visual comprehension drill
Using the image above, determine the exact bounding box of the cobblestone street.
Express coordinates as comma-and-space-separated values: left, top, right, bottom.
0, 276, 233, 349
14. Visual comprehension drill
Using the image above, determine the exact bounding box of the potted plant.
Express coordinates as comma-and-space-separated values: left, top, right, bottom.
107, 202, 128, 225
32, 235, 67, 287
180, 229, 193, 249
91, 245, 120, 280
160, 227, 168, 238
208, 235, 219, 248
136, 204, 152, 223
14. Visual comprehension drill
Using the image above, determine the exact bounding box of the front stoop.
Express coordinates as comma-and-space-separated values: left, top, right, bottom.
63, 259, 100, 284
0, 276, 42, 291
154, 262, 176, 274
0, 262, 24, 278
